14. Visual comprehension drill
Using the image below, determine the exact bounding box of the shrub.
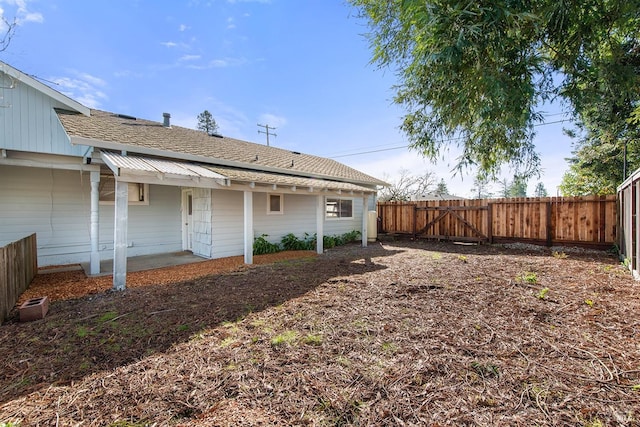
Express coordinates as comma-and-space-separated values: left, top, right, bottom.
255, 230, 360, 255
253, 234, 281, 255
281, 232, 315, 251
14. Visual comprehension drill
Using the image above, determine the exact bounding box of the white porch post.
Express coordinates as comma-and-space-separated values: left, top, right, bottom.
113, 179, 128, 290
316, 194, 324, 254
89, 171, 101, 275
361, 195, 369, 248
243, 191, 253, 264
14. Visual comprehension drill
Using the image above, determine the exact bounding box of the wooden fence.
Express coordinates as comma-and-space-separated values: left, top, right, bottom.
0, 233, 37, 322
618, 170, 640, 278
377, 196, 616, 249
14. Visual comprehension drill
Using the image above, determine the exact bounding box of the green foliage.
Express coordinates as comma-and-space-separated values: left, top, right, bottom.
350, 0, 640, 178
519, 271, 538, 284
281, 232, 315, 251
97, 311, 118, 323
196, 109, 219, 136
324, 230, 361, 249
253, 234, 281, 255
255, 231, 360, 255
76, 325, 91, 338
271, 330, 298, 347
536, 287, 549, 300
499, 176, 529, 198
559, 132, 633, 196
434, 179, 448, 196
533, 182, 548, 197
303, 334, 323, 346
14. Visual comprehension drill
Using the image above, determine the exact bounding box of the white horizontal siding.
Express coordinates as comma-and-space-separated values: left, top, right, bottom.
0, 165, 182, 266
98, 184, 182, 259
0, 165, 93, 265
0, 75, 89, 157
211, 189, 244, 258
253, 192, 317, 244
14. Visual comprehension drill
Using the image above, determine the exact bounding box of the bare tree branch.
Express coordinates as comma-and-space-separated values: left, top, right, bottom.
1, 16, 17, 53
379, 169, 437, 201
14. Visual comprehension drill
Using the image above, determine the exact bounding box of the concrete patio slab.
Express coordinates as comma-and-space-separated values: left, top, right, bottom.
81, 251, 208, 277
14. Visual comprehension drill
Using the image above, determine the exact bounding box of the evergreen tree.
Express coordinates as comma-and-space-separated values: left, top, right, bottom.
533, 182, 548, 197
434, 179, 448, 196
197, 110, 220, 136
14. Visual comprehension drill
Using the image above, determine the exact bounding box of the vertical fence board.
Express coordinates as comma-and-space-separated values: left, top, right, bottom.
378, 196, 616, 248
1, 234, 38, 322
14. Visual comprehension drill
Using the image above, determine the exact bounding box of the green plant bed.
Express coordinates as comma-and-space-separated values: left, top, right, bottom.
254, 230, 361, 255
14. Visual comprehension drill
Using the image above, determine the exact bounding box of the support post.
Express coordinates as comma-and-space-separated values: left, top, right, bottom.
316, 195, 324, 254
89, 171, 101, 275
361, 195, 368, 247
113, 179, 128, 290
243, 191, 253, 264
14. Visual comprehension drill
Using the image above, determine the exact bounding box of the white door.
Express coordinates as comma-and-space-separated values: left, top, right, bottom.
182, 189, 193, 251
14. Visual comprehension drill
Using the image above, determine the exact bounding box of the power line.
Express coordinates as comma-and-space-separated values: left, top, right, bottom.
329, 118, 571, 159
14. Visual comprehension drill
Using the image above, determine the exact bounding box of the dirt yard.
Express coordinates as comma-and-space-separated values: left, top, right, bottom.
1, 239, 639, 426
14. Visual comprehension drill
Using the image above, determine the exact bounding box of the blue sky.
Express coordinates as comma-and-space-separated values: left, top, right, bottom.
1, 0, 574, 197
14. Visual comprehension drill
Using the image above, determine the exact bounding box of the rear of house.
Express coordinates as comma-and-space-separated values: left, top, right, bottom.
0, 61, 384, 287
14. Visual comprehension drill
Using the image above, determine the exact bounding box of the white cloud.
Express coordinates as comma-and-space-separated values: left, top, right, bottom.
0, 0, 43, 25
226, 17, 235, 30
179, 24, 189, 32
50, 71, 108, 109
160, 41, 178, 48
258, 113, 286, 129
179, 54, 201, 62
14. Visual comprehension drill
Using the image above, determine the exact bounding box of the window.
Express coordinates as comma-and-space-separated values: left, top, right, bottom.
326, 198, 353, 219
267, 193, 283, 214
99, 175, 149, 205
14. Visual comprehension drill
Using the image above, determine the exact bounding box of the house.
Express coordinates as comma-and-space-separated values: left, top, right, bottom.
0, 61, 385, 289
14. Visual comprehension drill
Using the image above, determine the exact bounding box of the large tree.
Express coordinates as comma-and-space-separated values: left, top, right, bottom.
350, 0, 640, 180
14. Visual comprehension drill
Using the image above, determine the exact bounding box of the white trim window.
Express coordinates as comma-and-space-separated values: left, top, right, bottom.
99, 175, 149, 205
267, 193, 284, 215
326, 197, 353, 219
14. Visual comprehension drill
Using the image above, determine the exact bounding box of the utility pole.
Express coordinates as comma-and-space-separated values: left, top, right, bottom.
257, 123, 277, 146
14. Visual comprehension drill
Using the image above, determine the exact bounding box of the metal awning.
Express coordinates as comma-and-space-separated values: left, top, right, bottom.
100, 150, 229, 188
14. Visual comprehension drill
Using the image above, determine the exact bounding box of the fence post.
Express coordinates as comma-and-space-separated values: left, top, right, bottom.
413, 204, 417, 239
487, 202, 493, 244
546, 201, 553, 246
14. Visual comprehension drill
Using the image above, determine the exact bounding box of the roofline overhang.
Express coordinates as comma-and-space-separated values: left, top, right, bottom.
0, 61, 90, 116
71, 136, 384, 189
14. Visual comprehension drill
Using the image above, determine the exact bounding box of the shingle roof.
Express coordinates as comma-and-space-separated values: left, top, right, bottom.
56, 109, 385, 187
206, 165, 376, 193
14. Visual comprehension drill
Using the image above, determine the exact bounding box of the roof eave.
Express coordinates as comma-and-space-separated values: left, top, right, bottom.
1, 61, 90, 116
71, 136, 383, 189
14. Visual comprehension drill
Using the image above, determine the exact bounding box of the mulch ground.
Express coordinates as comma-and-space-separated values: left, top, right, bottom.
1, 239, 639, 426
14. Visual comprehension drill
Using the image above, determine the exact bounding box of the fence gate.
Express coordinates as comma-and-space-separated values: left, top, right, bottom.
414, 205, 490, 243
